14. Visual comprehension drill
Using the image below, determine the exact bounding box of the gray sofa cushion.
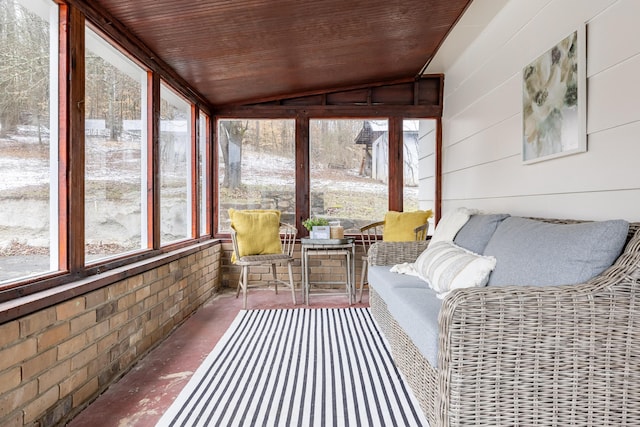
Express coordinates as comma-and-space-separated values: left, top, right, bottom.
368, 266, 440, 366
454, 213, 510, 254
484, 217, 629, 286
367, 265, 428, 302
385, 288, 442, 367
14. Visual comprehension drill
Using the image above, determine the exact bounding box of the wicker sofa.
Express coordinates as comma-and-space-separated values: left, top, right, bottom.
367, 216, 640, 427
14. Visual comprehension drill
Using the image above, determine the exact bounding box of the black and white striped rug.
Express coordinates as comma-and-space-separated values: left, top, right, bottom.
156, 308, 428, 427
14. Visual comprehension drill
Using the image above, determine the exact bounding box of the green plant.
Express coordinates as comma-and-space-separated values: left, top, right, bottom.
302, 217, 329, 231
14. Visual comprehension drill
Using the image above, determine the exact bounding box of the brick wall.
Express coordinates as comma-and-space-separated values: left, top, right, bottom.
0, 242, 221, 427
220, 242, 368, 295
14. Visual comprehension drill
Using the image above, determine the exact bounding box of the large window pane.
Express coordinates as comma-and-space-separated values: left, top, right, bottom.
199, 112, 208, 236
160, 83, 191, 244
403, 119, 420, 212
0, 0, 58, 284
310, 119, 388, 233
85, 28, 147, 262
218, 119, 295, 232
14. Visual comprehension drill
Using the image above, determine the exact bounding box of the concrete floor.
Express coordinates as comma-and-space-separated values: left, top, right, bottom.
67, 286, 369, 427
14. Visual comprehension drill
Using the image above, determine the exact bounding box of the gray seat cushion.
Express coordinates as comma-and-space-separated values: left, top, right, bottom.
367, 265, 428, 302
368, 265, 440, 366
385, 288, 442, 367
484, 217, 629, 286
454, 213, 510, 254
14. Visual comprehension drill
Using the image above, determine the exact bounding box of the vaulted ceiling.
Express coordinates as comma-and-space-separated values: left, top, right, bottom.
89, 0, 472, 107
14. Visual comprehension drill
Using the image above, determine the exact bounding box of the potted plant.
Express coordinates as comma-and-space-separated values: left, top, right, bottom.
303, 217, 329, 231
303, 217, 330, 238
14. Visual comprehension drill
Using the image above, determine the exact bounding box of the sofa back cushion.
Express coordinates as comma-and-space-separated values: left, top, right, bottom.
454, 213, 510, 254
484, 217, 629, 286
415, 241, 497, 299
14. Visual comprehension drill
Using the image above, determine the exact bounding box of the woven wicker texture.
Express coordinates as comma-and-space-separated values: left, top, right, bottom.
369, 218, 640, 427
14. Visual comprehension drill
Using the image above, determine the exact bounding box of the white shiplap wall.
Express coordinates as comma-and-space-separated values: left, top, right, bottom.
424, 0, 640, 221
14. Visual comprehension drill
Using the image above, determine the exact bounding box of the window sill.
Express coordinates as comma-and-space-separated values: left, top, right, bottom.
0, 240, 221, 324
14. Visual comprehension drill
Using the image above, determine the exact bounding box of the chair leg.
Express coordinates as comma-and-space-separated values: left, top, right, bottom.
359, 259, 367, 302
242, 265, 248, 309
287, 261, 296, 305
272, 263, 278, 294
236, 268, 242, 298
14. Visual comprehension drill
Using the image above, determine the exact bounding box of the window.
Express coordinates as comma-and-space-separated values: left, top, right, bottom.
217, 119, 296, 232
310, 119, 389, 233
85, 27, 147, 263
160, 83, 192, 245
198, 112, 209, 236
403, 119, 421, 211
0, 0, 58, 284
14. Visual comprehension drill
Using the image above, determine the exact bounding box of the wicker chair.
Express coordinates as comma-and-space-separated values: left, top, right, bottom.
230, 222, 297, 309
358, 220, 428, 302
368, 219, 640, 426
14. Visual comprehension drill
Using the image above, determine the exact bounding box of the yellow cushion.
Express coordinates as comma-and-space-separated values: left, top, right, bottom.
229, 209, 282, 261
382, 210, 433, 242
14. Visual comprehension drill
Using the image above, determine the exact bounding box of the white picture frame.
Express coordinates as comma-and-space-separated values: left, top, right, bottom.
522, 25, 587, 164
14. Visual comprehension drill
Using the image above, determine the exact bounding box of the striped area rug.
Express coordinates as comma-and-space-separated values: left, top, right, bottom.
156, 307, 428, 427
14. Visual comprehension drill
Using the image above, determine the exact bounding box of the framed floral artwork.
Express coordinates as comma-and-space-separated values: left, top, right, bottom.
522, 26, 587, 164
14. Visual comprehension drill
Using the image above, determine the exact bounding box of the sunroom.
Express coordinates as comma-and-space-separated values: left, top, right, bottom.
1, 0, 639, 426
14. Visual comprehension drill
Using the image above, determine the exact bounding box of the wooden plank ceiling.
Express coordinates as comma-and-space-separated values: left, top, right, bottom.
90, 0, 472, 108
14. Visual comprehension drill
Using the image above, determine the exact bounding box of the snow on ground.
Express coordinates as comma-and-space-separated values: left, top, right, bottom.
239, 147, 393, 195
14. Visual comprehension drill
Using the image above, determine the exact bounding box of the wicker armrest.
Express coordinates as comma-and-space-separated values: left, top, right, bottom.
367, 240, 430, 266
437, 275, 640, 426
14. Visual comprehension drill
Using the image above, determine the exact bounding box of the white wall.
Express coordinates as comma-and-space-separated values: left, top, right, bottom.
425, 0, 640, 221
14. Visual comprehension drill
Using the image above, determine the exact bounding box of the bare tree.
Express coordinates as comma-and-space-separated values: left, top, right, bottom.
219, 120, 248, 189
0, 0, 50, 139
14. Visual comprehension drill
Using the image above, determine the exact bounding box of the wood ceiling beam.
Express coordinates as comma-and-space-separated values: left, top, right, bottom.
215, 75, 444, 118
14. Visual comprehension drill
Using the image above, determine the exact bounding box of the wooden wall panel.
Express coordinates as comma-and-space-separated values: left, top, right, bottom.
444, 76, 520, 147
444, 189, 640, 222
587, 0, 640, 76
428, 0, 640, 221
442, 114, 519, 174
587, 54, 640, 133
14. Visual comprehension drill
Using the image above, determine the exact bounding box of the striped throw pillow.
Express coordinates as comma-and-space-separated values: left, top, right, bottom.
415, 241, 497, 299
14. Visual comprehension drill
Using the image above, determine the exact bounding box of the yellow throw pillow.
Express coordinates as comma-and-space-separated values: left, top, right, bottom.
229, 209, 282, 261
382, 210, 433, 242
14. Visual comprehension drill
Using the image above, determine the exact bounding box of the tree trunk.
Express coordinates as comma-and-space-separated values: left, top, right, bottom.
220, 121, 246, 189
